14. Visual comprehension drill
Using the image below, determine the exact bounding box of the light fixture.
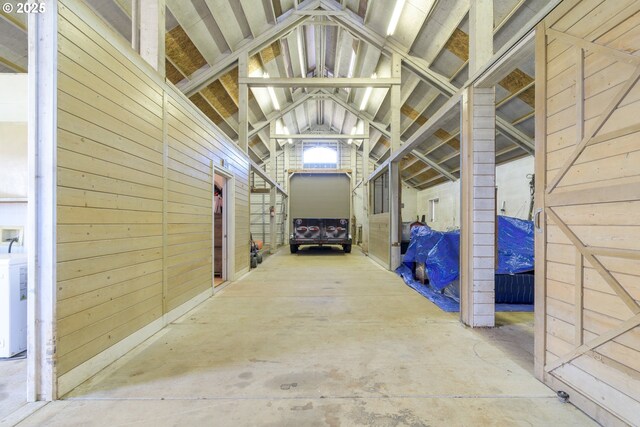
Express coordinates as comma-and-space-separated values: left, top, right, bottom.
387, 0, 406, 36
359, 73, 376, 111
264, 72, 280, 110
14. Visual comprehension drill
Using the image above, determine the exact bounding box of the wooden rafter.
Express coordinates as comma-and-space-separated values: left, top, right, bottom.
165, 25, 208, 77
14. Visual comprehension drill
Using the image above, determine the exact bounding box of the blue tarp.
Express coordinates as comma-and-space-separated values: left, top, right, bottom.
402, 216, 534, 290
396, 264, 533, 312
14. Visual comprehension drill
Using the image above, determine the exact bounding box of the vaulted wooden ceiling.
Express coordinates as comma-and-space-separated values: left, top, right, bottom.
0, 0, 545, 189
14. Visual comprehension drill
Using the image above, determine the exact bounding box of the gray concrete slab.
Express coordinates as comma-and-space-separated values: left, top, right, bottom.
16, 246, 595, 426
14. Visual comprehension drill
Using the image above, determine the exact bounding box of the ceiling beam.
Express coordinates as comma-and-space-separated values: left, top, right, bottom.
496, 116, 534, 154
180, 0, 319, 96
404, 165, 432, 181
239, 76, 400, 87
250, 160, 287, 195
319, 90, 390, 137
294, 10, 347, 16
496, 80, 534, 108
271, 133, 368, 139
0, 55, 26, 73
0, 10, 27, 31
246, 90, 320, 139
424, 130, 461, 156
474, 31, 536, 88
322, 0, 536, 152
390, 93, 462, 164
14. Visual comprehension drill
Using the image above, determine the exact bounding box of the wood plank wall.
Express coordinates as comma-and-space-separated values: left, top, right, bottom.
56, 0, 250, 379
369, 213, 390, 267
539, 0, 640, 424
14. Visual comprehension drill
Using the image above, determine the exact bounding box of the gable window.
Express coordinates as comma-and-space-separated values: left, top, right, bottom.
303, 146, 338, 169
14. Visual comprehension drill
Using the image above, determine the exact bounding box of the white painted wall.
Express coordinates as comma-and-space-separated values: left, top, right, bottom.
401, 183, 418, 222
496, 156, 534, 219
415, 156, 534, 231
416, 180, 461, 231
0, 74, 28, 254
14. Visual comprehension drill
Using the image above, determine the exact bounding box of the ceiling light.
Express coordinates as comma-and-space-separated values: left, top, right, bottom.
264, 72, 280, 110
359, 73, 376, 111
387, 0, 406, 36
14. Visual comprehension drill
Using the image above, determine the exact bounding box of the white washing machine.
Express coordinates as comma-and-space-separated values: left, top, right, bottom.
0, 253, 27, 358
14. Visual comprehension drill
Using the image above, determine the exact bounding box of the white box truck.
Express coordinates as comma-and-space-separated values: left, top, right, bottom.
289, 172, 352, 253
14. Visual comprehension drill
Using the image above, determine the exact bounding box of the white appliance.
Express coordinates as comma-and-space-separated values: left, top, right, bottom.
0, 253, 27, 358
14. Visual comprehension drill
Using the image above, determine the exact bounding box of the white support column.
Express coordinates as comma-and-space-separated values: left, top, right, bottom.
362, 134, 370, 253
269, 123, 277, 253
460, 87, 496, 328
389, 161, 402, 270
469, 0, 493, 75
283, 143, 290, 244
350, 142, 357, 239
139, 0, 165, 76
389, 53, 402, 270
238, 52, 249, 153
27, 2, 58, 401
390, 53, 401, 152
461, 0, 495, 328
131, 0, 140, 51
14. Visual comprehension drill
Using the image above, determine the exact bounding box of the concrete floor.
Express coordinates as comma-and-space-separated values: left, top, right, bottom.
11, 247, 594, 426
0, 355, 27, 421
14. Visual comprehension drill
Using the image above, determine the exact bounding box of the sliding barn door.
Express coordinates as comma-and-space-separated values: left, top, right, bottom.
536, 1, 640, 425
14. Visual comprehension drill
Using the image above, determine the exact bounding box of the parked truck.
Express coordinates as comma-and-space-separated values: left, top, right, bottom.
289, 172, 352, 253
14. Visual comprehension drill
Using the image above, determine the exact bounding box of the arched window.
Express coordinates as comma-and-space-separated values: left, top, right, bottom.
303, 146, 337, 169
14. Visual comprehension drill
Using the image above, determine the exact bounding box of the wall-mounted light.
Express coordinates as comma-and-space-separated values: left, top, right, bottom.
264, 72, 280, 110
387, 0, 406, 36
359, 73, 376, 111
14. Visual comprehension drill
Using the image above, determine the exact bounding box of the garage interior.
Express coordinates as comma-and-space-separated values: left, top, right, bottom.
0, 0, 639, 425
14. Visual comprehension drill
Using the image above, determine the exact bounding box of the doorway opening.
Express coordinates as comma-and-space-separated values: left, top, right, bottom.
213, 172, 228, 288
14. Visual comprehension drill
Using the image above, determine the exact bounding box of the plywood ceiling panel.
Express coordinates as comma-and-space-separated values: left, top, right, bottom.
166, 25, 208, 76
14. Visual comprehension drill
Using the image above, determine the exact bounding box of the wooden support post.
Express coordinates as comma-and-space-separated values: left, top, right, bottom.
469, 0, 493, 75
27, 1, 58, 401
389, 161, 401, 270
389, 53, 402, 269
239, 52, 249, 153
362, 132, 370, 253
534, 21, 548, 381
139, 0, 165, 76
283, 143, 290, 243
131, 0, 140, 51
460, 86, 496, 328
390, 53, 401, 152
350, 142, 357, 240
460, 0, 495, 328
269, 122, 277, 253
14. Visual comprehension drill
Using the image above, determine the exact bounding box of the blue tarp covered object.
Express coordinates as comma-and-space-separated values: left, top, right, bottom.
401, 216, 534, 290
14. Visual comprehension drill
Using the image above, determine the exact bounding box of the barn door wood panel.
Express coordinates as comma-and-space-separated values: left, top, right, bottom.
537, 1, 640, 425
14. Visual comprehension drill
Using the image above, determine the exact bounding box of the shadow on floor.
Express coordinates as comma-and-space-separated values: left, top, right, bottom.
472, 312, 536, 375
294, 246, 348, 256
